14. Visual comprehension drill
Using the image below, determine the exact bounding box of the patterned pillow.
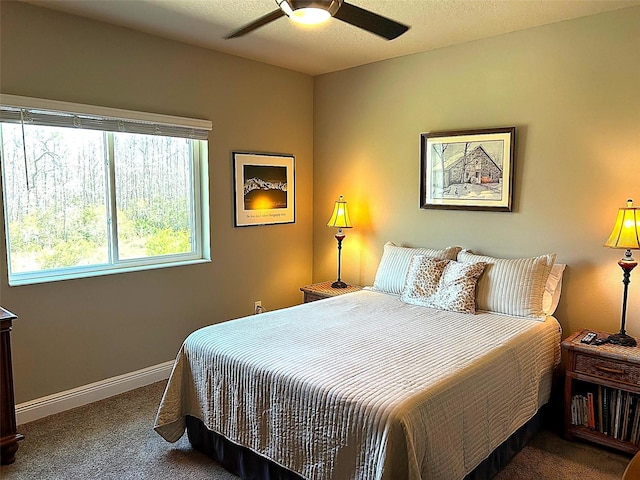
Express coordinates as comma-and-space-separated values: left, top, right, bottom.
457, 250, 556, 319
400, 255, 487, 314
372, 242, 462, 295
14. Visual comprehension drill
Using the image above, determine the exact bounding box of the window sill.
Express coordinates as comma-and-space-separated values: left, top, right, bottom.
8, 258, 211, 287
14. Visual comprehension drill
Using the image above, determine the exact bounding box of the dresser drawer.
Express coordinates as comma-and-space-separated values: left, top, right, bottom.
575, 353, 640, 387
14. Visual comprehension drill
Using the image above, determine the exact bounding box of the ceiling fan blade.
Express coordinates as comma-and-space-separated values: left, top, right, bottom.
225, 9, 285, 39
333, 2, 409, 40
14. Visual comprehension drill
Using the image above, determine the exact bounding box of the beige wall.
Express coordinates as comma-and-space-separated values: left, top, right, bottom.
3, 2, 640, 405
313, 7, 640, 338
0, 2, 314, 403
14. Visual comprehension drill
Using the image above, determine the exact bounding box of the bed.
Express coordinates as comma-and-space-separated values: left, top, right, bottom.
155, 244, 564, 480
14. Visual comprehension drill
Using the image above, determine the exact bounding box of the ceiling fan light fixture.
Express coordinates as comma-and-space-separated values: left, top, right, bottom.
226, 0, 409, 41
277, 0, 342, 25
289, 8, 331, 25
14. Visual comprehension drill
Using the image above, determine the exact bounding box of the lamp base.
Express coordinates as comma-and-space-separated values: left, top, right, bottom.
331, 280, 347, 289
607, 332, 637, 347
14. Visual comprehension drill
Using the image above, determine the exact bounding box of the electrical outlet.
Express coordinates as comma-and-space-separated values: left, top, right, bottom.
254, 301, 262, 315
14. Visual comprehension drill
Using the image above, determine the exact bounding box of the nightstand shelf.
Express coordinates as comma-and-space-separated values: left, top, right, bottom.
300, 281, 363, 303
562, 329, 640, 455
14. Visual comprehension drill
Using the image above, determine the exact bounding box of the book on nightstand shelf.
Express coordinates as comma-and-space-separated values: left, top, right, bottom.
570, 384, 640, 445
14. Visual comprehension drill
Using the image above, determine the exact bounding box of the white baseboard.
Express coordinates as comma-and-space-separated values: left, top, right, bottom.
16, 360, 175, 425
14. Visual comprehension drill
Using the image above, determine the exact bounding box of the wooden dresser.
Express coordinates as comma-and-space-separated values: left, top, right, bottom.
1, 307, 23, 465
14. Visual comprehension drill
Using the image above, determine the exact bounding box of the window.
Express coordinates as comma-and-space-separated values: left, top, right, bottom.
0, 95, 211, 285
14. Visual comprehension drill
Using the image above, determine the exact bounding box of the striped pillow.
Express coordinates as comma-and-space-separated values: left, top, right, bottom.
457, 250, 556, 319
542, 263, 566, 315
372, 242, 462, 295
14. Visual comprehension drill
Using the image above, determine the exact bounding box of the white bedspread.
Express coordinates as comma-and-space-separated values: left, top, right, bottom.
155, 290, 561, 480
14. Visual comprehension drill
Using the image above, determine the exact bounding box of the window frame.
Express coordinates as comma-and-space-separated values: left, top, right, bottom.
0, 94, 212, 286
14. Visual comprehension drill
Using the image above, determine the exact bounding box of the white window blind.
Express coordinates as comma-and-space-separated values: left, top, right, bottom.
0, 94, 212, 140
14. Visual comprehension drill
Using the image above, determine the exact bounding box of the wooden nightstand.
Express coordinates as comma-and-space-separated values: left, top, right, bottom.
562, 329, 640, 455
300, 281, 363, 303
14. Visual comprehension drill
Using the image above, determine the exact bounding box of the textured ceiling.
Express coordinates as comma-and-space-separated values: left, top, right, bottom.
23, 0, 640, 76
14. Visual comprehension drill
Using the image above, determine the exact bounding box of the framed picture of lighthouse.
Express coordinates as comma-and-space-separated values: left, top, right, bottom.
233, 152, 295, 227
420, 127, 515, 212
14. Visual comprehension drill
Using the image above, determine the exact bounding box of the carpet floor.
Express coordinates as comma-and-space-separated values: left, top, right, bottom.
1, 381, 632, 480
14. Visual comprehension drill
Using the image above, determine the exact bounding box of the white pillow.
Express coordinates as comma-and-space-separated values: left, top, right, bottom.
372, 242, 462, 295
401, 256, 487, 314
542, 263, 566, 315
457, 250, 556, 319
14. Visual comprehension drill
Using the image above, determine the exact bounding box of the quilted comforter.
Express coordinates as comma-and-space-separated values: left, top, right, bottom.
155, 289, 561, 480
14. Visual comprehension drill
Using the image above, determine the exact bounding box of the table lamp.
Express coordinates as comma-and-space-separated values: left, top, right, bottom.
604, 199, 640, 347
327, 195, 352, 288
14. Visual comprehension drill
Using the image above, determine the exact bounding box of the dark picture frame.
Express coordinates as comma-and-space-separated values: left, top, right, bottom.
420, 127, 516, 212
233, 152, 295, 227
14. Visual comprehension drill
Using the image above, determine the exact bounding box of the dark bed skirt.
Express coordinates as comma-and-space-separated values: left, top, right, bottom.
185, 408, 544, 480
186, 415, 305, 480
464, 408, 544, 480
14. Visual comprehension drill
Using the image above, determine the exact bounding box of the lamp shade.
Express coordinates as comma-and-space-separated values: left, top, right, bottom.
327, 195, 352, 229
604, 199, 640, 250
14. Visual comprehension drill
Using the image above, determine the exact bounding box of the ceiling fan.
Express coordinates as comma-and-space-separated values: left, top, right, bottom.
225, 0, 410, 40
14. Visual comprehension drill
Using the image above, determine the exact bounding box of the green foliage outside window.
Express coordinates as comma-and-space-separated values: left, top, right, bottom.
1, 123, 199, 279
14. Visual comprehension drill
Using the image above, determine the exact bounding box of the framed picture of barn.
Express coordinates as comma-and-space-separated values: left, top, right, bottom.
233, 152, 295, 226
420, 127, 515, 212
